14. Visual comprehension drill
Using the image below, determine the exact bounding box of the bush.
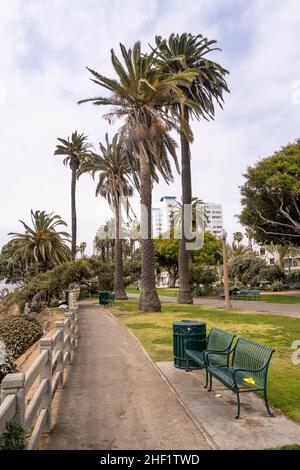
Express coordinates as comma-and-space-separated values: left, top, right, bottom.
229, 256, 266, 287
257, 265, 285, 285
12, 257, 114, 311
0, 350, 17, 383
269, 281, 285, 292
0, 421, 27, 450
0, 315, 42, 358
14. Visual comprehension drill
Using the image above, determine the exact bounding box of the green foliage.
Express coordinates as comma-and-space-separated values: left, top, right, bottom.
229, 256, 266, 287
190, 265, 217, 295
154, 238, 179, 285
0, 350, 17, 383
269, 281, 285, 292
0, 421, 27, 450
0, 315, 42, 359
192, 232, 222, 265
258, 265, 285, 284
154, 33, 229, 120
2, 211, 72, 285
54, 131, 93, 169
240, 140, 300, 245
13, 257, 114, 311
124, 251, 141, 285
78, 132, 137, 208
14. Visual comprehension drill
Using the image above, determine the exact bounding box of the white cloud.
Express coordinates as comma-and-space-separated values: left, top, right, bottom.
0, 0, 300, 253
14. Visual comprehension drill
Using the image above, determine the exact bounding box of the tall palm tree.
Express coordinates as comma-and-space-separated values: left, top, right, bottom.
54, 131, 93, 258
155, 33, 229, 304
78, 133, 135, 300
79, 42, 197, 312
8, 210, 72, 270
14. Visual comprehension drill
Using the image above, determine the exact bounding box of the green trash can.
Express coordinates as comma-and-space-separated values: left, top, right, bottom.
173, 320, 206, 369
99, 291, 110, 306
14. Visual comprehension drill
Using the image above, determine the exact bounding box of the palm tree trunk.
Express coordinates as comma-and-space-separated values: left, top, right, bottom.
71, 168, 77, 259
114, 207, 127, 300
139, 153, 161, 312
178, 106, 193, 304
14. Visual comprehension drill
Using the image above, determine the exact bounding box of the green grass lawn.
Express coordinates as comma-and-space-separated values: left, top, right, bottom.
126, 286, 179, 297
112, 299, 300, 424
127, 287, 300, 304
260, 294, 300, 304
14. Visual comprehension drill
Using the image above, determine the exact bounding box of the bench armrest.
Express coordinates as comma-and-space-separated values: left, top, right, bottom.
205, 347, 235, 365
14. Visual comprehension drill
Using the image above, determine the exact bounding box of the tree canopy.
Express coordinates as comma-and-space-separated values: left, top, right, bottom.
240, 140, 300, 245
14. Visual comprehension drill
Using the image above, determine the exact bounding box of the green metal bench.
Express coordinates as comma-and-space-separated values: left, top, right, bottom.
231, 289, 260, 300
185, 328, 236, 388
207, 337, 275, 419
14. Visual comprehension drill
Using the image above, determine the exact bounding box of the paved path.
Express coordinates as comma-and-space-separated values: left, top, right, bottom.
129, 294, 300, 318
47, 302, 210, 450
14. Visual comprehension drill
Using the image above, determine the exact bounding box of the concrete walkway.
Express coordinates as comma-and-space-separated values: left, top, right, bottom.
129, 294, 300, 318
47, 302, 211, 450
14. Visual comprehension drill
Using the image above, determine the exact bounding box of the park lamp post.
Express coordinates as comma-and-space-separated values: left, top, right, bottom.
220, 229, 232, 310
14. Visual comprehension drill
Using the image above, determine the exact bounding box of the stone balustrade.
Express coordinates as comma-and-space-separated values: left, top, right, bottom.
0, 290, 79, 450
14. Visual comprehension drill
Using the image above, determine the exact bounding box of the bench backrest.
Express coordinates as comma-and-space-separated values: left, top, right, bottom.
207, 328, 235, 352
232, 337, 274, 376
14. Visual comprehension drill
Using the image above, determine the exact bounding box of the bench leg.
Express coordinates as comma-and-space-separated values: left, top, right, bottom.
185, 355, 191, 372
264, 388, 274, 417
208, 373, 212, 391
204, 368, 209, 388
235, 391, 241, 419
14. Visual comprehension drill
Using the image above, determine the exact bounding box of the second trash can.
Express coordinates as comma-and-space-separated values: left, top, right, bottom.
99, 291, 110, 306
173, 320, 206, 369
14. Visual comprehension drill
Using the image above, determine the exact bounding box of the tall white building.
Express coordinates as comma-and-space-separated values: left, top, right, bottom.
152, 197, 224, 238
204, 202, 224, 237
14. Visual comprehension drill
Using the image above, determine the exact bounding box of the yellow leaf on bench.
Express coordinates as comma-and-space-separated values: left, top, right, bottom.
243, 377, 256, 385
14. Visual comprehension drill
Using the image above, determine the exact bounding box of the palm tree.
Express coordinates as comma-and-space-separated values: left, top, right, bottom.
54, 131, 93, 258
78, 133, 135, 300
8, 210, 72, 270
245, 227, 255, 253
77, 241, 87, 258
226, 242, 250, 261
155, 33, 229, 304
233, 231, 244, 247
79, 42, 197, 312
173, 197, 208, 235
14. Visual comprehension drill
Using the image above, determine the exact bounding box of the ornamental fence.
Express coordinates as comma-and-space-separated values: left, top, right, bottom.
0, 290, 79, 449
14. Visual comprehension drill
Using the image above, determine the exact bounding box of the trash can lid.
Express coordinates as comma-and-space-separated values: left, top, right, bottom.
173, 319, 206, 326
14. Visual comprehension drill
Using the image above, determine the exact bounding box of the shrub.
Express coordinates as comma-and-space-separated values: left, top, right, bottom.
0, 421, 27, 450
229, 256, 266, 287
0, 315, 42, 358
269, 281, 285, 292
12, 257, 114, 311
0, 350, 17, 383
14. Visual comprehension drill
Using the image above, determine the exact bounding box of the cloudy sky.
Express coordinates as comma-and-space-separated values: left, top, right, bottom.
1, 0, 300, 254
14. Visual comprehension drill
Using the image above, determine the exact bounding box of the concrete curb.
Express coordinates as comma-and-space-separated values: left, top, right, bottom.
107, 308, 218, 450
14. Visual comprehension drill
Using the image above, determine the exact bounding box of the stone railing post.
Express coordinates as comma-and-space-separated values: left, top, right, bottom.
1, 373, 25, 427
40, 338, 53, 432
55, 321, 64, 389
64, 313, 72, 364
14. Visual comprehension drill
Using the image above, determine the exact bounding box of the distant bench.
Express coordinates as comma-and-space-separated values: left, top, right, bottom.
230, 289, 260, 301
